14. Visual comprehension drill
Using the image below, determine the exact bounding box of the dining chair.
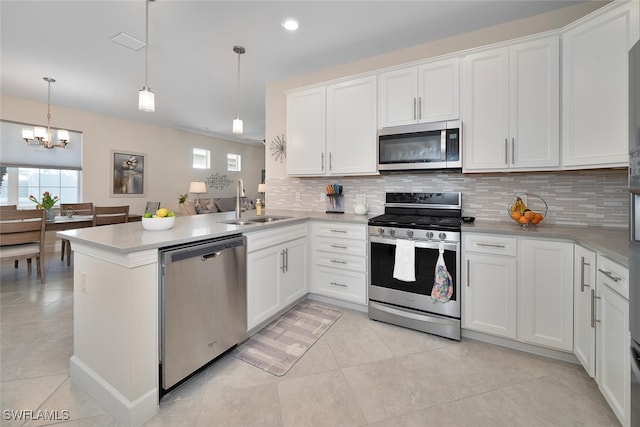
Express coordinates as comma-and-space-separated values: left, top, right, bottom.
93, 206, 130, 226
0, 205, 22, 268
60, 202, 94, 266
0, 209, 46, 284
145, 201, 160, 214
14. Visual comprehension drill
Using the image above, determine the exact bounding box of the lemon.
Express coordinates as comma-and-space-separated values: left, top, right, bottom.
155, 208, 169, 218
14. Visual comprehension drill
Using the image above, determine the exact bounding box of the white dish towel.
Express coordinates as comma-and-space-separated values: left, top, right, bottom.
393, 239, 416, 282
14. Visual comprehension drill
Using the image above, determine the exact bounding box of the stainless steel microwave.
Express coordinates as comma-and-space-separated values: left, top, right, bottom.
377, 120, 461, 171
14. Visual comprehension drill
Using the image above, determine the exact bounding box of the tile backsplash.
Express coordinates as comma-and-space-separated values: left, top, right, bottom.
267, 169, 629, 228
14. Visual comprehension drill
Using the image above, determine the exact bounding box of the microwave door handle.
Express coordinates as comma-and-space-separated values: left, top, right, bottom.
441, 130, 446, 161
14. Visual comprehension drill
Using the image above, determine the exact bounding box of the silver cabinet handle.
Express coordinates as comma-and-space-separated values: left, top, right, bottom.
330, 281, 347, 287
476, 242, 506, 249
591, 289, 600, 328
281, 249, 286, 273
330, 259, 347, 264
330, 229, 347, 233
418, 97, 422, 120
598, 268, 622, 282
505, 138, 508, 165
330, 244, 348, 249
321, 152, 325, 171
580, 256, 590, 292
413, 98, 417, 120
511, 138, 515, 164
466, 259, 470, 287
285, 248, 289, 272
329, 152, 333, 171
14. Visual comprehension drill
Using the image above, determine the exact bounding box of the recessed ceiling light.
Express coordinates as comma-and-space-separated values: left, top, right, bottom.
282, 18, 299, 32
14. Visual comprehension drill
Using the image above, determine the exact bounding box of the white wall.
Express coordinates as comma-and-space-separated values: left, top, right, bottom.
1, 95, 265, 214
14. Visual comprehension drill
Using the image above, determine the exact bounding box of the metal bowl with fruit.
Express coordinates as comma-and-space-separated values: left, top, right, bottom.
507, 193, 547, 227
142, 207, 176, 231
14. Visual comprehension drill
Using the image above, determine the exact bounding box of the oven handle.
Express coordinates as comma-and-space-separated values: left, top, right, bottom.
369, 301, 458, 325
370, 235, 458, 252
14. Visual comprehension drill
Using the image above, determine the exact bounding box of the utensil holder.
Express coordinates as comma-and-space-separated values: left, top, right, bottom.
326, 194, 344, 213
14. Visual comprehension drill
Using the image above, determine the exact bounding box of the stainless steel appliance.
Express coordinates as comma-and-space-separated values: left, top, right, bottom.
629, 39, 640, 426
377, 120, 461, 171
160, 235, 247, 391
368, 192, 461, 340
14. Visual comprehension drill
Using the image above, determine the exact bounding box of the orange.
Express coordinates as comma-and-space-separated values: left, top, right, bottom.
524, 210, 535, 220
510, 210, 521, 221
518, 215, 530, 225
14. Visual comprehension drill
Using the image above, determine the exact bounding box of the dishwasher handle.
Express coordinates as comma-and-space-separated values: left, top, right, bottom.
161, 235, 245, 264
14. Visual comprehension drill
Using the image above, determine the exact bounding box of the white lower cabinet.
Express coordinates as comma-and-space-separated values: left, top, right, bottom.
309, 221, 368, 305
518, 239, 574, 351
246, 223, 308, 330
573, 244, 597, 377
596, 257, 630, 427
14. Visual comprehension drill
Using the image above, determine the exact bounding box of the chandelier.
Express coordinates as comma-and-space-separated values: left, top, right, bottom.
22, 77, 69, 149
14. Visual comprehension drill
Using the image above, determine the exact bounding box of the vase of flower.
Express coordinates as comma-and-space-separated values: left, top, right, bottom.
28, 191, 60, 220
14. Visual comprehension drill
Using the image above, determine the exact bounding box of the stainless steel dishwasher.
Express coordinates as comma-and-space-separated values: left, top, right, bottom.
159, 234, 246, 390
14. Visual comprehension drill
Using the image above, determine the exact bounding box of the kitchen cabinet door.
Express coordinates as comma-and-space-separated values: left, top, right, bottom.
377, 67, 418, 127
518, 239, 573, 351
574, 244, 597, 377
246, 244, 282, 330
326, 76, 377, 175
596, 281, 630, 426
286, 86, 326, 176
462, 35, 559, 172
280, 237, 308, 307
562, 1, 639, 169
463, 252, 517, 339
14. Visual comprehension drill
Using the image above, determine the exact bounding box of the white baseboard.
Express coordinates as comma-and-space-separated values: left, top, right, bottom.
69, 356, 158, 427
306, 293, 368, 313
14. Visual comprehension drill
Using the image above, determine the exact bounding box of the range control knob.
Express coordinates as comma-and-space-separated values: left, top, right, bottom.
439, 232, 447, 240
377, 228, 384, 235
406, 230, 414, 237
389, 229, 396, 236
426, 231, 434, 239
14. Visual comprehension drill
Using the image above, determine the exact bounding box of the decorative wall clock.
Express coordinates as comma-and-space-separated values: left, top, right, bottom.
270, 134, 286, 163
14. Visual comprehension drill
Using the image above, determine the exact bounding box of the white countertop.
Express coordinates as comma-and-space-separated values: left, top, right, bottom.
463, 220, 630, 267
56, 209, 373, 254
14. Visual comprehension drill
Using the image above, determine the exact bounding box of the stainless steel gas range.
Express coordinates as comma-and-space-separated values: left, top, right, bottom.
368, 192, 461, 340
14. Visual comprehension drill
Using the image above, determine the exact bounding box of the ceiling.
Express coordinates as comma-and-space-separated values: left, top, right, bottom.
1, 1, 596, 146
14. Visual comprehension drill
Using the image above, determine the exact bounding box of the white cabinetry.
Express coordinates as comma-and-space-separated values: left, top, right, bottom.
309, 221, 368, 305
462, 35, 560, 172
246, 223, 308, 330
286, 76, 377, 177
463, 234, 517, 339
518, 239, 574, 351
596, 256, 630, 427
377, 57, 459, 127
574, 244, 597, 377
562, 1, 640, 169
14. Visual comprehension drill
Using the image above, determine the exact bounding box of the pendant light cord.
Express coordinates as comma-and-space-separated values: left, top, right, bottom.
144, 0, 149, 87
236, 50, 241, 118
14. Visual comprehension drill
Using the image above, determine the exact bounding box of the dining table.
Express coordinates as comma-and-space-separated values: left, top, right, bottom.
45, 214, 142, 232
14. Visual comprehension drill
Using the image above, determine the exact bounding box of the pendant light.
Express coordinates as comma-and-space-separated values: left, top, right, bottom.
232, 45, 245, 134
138, 0, 155, 112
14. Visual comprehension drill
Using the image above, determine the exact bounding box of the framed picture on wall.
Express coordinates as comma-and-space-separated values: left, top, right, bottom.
110, 150, 146, 197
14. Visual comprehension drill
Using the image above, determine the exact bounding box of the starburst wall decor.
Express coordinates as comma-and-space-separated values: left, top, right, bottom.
270, 134, 286, 163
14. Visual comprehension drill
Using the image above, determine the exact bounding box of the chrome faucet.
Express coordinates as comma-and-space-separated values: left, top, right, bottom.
235, 179, 245, 218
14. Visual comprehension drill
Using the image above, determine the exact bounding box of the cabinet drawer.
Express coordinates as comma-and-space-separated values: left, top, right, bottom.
314, 267, 367, 305
315, 251, 367, 272
246, 223, 308, 253
316, 236, 367, 257
464, 234, 517, 256
597, 256, 628, 300
313, 222, 367, 240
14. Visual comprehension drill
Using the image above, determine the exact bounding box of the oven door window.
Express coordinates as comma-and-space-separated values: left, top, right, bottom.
379, 131, 444, 164
370, 241, 457, 300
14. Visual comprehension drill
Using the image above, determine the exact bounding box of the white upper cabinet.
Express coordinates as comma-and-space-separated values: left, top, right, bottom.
562, 1, 640, 169
286, 76, 377, 177
462, 35, 560, 172
378, 57, 460, 128
326, 76, 378, 175
286, 87, 326, 176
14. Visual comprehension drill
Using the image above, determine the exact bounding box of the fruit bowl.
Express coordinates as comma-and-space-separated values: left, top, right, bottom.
507, 193, 548, 227
142, 216, 175, 231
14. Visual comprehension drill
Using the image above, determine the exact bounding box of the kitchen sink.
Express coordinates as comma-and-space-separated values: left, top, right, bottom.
248, 216, 291, 223
220, 216, 291, 226
220, 219, 256, 226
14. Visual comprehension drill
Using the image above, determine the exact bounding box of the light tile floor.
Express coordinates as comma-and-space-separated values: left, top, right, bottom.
1, 248, 620, 427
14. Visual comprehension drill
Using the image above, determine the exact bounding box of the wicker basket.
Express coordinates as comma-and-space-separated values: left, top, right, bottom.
507, 193, 548, 227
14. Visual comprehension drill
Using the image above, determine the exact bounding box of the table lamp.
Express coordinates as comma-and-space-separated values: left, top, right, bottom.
258, 183, 266, 206
189, 181, 207, 206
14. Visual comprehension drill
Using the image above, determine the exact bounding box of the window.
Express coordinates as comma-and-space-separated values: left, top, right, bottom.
0, 167, 80, 208
227, 154, 241, 171
193, 148, 211, 169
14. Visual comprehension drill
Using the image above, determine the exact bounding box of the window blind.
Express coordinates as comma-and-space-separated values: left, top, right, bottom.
0, 120, 82, 170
